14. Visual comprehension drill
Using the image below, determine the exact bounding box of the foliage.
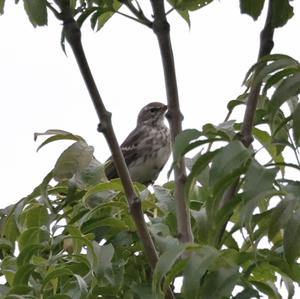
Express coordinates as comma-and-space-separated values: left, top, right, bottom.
1, 0, 300, 298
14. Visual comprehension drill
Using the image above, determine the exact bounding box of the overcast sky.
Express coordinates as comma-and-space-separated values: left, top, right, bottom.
1, 0, 300, 203
1, 1, 300, 296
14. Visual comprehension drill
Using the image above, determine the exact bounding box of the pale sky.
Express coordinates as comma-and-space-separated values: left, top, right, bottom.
1, 1, 300, 296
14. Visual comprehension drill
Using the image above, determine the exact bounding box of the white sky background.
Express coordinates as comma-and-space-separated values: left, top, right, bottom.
1, 0, 300, 296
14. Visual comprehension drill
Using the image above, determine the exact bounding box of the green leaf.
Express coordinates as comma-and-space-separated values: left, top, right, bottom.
83, 180, 124, 203
253, 57, 299, 88
243, 54, 298, 86
209, 141, 251, 187
168, 0, 213, 11
152, 242, 186, 296
20, 204, 49, 229
239, 0, 265, 20
13, 264, 35, 287
292, 103, 300, 146
87, 241, 114, 278
269, 71, 300, 120
1, 256, 17, 285
131, 284, 154, 299
74, 158, 106, 186
4, 214, 20, 242
271, 0, 294, 28
47, 296, 72, 299
243, 160, 278, 202
18, 227, 49, 251
283, 209, 300, 265
35, 131, 85, 152
91, 1, 122, 31
240, 161, 279, 224
282, 276, 295, 299
200, 266, 239, 299
182, 246, 219, 299
16, 244, 43, 266
233, 287, 260, 299
268, 197, 296, 241
42, 268, 74, 289
53, 141, 94, 181
23, 0, 47, 27
185, 150, 219, 196
0, 0, 4, 14
173, 129, 201, 161
73, 274, 88, 297
250, 280, 281, 299
263, 67, 300, 94
252, 128, 284, 171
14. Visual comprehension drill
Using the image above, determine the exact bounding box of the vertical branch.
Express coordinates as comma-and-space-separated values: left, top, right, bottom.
240, 0, 274, 146
218, 0, 275, 246
150, 0, 193, 243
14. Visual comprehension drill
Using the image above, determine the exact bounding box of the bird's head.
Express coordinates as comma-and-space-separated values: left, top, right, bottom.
137, 102, 168, 126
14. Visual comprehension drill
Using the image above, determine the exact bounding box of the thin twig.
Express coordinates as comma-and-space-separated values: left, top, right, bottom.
150, 0, 193, 243
115, 10, 147, 26
120, 0, 153, 28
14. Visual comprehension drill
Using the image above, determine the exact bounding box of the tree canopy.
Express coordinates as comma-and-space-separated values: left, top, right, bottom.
1, 1, 300, 298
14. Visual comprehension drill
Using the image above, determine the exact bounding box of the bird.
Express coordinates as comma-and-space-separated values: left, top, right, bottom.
105, 102, 171, 186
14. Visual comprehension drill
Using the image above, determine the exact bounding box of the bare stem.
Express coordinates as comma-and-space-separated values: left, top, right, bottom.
150, 0, 193, 243
52, 0, 159, 271
240, 0, 274, 146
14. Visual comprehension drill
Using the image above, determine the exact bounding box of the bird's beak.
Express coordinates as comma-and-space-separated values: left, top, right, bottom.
162, 105, 168, 112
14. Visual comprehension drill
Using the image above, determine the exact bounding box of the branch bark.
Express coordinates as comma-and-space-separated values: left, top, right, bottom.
149, 0, 193, 243
240, 0, 274, 147
218, 0, 275, 246
53, 0, 161, 271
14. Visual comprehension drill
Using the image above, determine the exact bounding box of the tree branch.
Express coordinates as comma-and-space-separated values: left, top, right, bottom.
240, 0, 274, 146
120, 0, 153, 28
150, 0, 193, 243
217, 0, 275, 247
53, 0, 160, 270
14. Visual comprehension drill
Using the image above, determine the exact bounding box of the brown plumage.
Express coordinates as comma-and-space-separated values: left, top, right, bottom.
105, 102, 171, 186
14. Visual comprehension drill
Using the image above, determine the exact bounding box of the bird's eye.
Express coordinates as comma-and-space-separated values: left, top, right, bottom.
150, 107, 158, 113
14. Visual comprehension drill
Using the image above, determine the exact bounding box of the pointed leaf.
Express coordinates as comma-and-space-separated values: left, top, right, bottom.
182, 246, 219, 299
23, 0, 47, 26
53, 141, 94, 181
243, 160, 278, 201
240, 0, 265, 20
201, 266, 239, 299
185, 150, 219, 196
152, 242, 186, 296
283, 209, 300, 265
174, 129, 201, 161
13, 264, 35, 287
0, 0, 4, 14
209, 141, 251, 187
271, 0, 294, 28
268, 197, 296, 241
269, 71, 300, 120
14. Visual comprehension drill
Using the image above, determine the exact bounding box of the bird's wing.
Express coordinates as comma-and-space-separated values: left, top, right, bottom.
105, 126, 149, 180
